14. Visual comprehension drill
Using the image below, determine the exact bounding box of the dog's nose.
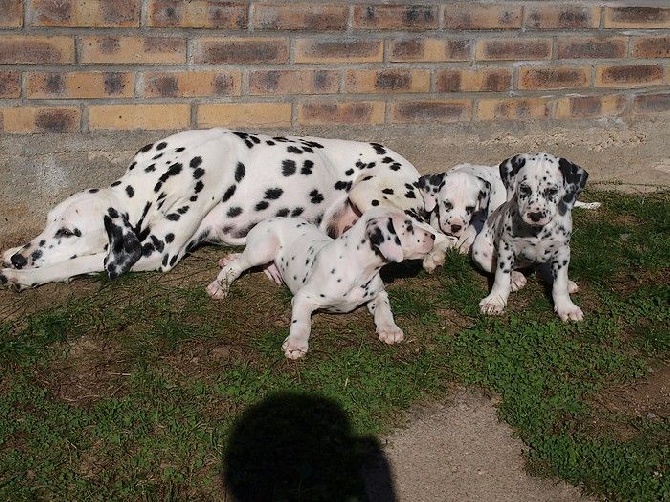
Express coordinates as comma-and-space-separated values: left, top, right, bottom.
10, 253, 27, 269
450, 224, 462, 234
528, 212, 544, 222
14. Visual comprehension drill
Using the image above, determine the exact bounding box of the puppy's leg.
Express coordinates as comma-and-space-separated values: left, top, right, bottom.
282, 292, 319, 359
1, 253, 106, 289
479, 237, 514, 315
510, 271, 527, 291
367, 287, 403, 344
551, 249, 583, 322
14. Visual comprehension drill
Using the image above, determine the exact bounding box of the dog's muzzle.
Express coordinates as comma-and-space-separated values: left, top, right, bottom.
10, 253, 27, 269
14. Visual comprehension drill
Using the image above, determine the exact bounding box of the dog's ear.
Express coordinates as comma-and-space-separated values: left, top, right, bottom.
417, 173, 445, 213
366, 217, 404, 263
499, 155, 526, 196
103, 208, 141, 279
475, 177, 491, 213
558, 158, 589, 213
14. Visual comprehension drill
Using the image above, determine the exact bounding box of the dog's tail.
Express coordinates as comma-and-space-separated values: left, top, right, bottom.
574, 200, 602, 210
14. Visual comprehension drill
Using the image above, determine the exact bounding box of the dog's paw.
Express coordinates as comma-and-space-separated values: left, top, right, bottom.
479, 295, 506, 315
555, 302, 584, 322
568, 280, 579, 294
205, 280, 228, 300
510, 271, 527, 292
377, 324, 404, 345
217, 253, 241, 268
282, 336, 309, 360
422, 249, 445, 273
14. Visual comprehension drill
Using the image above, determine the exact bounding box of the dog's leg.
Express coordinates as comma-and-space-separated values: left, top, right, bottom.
1, 253, 106, 288
551, 249, 583, 322
479, 238, 514, 315
367, 288, 403, 344
282, 292, 319, 359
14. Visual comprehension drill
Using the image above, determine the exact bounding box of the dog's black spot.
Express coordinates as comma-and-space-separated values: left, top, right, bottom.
177, 205, 189, 215
345, 169, 354, 176
301, 160, 314, 175
151, 236, 165, 252
162, 254, 169, 266
138, 143, 153, 153
190, 156, 202, 169
165, 233, 175, 243
310, 189, 324, 204
291, 207, 304, 217
371, 199, 379, 206
125, 185, 134, 198
144, 163, 156, 173
302, 140, 324, 149
111, 180, 122, 187
265, 188, 283, 199
190, 195, 198, 202
169, 255, 178, 267
193, 167, 205, 179
370, 143, 386, 155
166, 213, 180, 221
266, 140, 275, 146
235, 162, 245, 182
282, 159, 297, 176
88, 188, 99, 194
222, 185, 236, 203
255, 200, 269, 211
275, 208, 290, 217
227, 207, 243, 217
142, 241, 155, 257
194, 180, 204, 194
152, 152, 164, 160
382, 188, 394, 195
176, 147, 185, 152
404, 191, 416, 199
107, 207, 119, 218
334, 181, 352, 191
287, 146, 302, 155
156, 142, 168, 151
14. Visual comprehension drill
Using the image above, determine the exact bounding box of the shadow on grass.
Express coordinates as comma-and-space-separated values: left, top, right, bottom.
222, 391, 397, 502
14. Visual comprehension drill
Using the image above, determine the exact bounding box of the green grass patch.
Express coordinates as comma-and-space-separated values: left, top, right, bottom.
0, 190, 668, 500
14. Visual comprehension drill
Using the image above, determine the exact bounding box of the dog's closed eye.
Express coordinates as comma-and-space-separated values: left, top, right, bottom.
54, 228, 80, 239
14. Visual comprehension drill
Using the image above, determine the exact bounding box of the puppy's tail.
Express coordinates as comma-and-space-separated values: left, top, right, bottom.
574, 200, 602, 210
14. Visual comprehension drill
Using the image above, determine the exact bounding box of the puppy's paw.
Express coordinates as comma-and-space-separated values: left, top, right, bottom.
282, 336, 309, 360
510, 271, 527, 292
377, 324, 404, 345
422, 250, 445, 274
555, 303, 584, 322
217, 253, 241, 268
205, 280, 228, 300
479, 295, 506, 315
568, 280, 579, 294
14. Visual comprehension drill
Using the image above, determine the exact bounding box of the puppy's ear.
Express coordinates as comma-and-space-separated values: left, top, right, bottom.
366, 217, 404, 263
103, 208, 141, 279
417, 173, 445, 213
499, 155, 526, 196
558, 158, 589, 213
475, 177, 491, 213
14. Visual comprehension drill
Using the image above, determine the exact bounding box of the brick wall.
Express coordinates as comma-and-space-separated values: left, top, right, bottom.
0, 1, 668, 133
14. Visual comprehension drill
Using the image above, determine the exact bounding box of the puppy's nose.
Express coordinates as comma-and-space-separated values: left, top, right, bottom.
10, 253, 27, 269
528, 212, 544, 222
450, 224, 462, 234
430, 234, 436, 240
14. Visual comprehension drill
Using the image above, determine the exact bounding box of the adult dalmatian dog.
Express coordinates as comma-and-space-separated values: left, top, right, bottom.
418, 162, 600, 253
206, 208, 435, 359
471, 153, 589, 321
1, 128, 447, 289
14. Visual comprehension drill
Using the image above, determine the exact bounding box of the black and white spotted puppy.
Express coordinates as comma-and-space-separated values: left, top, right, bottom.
471, 153, 589, 321
205, 209, 436, 359
418, 163, 506, 253
1, 128, 447, 289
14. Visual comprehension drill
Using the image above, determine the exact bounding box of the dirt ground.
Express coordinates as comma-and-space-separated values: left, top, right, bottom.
1, 117, 668, 501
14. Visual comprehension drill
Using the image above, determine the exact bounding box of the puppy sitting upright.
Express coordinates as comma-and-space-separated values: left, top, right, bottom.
206, 209, 435, 359
471, 153, 589, 321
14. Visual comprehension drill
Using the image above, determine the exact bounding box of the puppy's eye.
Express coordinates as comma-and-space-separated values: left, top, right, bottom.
519, 185, 532, 196
55, 228, 80, 238
546, 187, 559, 197
465, 206, 475, 214
443, 202, 453, 211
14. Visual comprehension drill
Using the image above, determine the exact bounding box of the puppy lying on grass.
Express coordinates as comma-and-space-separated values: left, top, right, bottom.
206, 209, 436, 359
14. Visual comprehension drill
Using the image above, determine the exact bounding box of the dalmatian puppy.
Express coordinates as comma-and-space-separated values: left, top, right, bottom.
418, 163, 506, 253
1, 128, 449, 289
471, 153, 589, 321
205, 208, 436, 359
419, 163, 600, 254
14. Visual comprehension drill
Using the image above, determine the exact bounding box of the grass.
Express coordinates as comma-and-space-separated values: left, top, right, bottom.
0, 190, 668, 501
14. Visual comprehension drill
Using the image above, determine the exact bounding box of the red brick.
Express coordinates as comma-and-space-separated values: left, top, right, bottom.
436, 68, 512, 93
29, 0, 140, 27
198, 103, 292, 128
0, 71, 21, 98
444, 4, 522, 30
476, 39, 552, 61
632, 93, 670, 114
596, 65, 665, 88
353, 4, 439, 30
1, 106, 80, 133
524, 5, 599, 29
345, 69, 430, 94
390, 100, 472, 124
519, 67, 591, 90
252, 3, 348, 30
298, 101, 385, 125
631, 36, 670, 59
296, 39, 383, 64
390, 38, 471, 62
477, 98, 552, 121
604, 7, 670, 28
81, 37, 185, 64
249, 70, 338, 95
140, 71, 241, 98
27, 71, 134, 99
0, 36, 74, 65
555, 95, 627, 119
557, 38, 627, 60
193, 38, 289, 65
0, 0, 22, 27
89, 104, 190, 130
147, 0, 248, 29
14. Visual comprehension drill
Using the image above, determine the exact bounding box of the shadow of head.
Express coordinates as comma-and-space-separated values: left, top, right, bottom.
222, 391, 397, 502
